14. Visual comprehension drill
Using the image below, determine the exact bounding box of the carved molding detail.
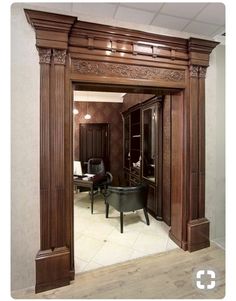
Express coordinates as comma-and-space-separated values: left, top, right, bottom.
38, 48, 51, 64
189, 65, 199, 78
53, 49, 67, 65
189, 65, 207, 78
71, 59, 185, 82
199, 66, 207, 78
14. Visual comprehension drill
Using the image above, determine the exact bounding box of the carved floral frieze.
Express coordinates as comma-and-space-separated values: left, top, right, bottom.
71, 59, 185, 83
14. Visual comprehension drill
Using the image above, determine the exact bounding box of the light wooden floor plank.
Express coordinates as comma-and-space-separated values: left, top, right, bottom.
12, 243, 225, 299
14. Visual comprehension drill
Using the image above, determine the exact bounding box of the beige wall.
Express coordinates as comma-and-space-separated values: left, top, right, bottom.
11, 3, 225, 291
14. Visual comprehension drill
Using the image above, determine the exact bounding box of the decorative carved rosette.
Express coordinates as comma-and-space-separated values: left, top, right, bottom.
199, 66, 207, 78
189, 65, 199, 78
37, 48, 51, 64
52, 49, 67, 65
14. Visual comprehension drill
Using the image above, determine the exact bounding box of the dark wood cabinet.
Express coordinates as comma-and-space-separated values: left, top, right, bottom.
122, 96, 163, 220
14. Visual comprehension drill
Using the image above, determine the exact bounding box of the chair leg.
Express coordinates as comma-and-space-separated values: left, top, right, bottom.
120, 212, 123, 233
143, 208, 150, 225
106, 203, 109, 218
91, 187, 94, 214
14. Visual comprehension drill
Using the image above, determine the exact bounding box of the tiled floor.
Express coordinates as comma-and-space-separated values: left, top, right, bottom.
74, 191, 179, 274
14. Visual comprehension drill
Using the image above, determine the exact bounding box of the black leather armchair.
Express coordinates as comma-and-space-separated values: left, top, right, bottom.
105, 183, 150, 233
87, 158, 113, 195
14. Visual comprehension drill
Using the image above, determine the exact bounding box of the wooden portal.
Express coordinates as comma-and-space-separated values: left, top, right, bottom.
24, 9, 219, 293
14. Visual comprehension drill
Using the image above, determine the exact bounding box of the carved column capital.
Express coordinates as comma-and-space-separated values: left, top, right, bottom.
189, 65, 199, 78
199, 66, 207, 78
52, 49, 67, 65
37, 48, 51, 64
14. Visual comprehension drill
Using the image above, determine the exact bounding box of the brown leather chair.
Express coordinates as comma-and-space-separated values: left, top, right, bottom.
105, 183, 150, 233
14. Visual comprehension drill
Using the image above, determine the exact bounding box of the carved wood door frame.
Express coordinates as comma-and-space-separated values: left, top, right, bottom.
24, 9, 219, 293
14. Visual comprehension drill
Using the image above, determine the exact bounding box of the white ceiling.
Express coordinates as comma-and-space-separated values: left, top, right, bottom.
74, 91, 125, 103
30, 2, 225, 39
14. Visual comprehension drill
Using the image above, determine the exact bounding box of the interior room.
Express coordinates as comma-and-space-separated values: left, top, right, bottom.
72, 90, 179, 273
11, 2, 225, 299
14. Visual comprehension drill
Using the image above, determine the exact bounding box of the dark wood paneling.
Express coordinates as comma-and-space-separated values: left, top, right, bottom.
35, 46, 73, 292
162, 95, 171, 226
170, 92, 184, 244
64, 66, 74, 280
146, 183, 156, 216
35, 247, 70, 293
189, 66, 199, 220
198, 67, 207, 218
39, 51, 51, 250
50, 55, 66, 248
157, 102, 163, 220
188, 218, 210, 252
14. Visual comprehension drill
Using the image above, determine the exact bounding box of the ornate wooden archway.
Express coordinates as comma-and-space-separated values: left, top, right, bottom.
25, 9, 218, 293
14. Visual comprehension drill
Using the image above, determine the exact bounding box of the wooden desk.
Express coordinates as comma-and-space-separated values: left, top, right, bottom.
74, 174, 106, 214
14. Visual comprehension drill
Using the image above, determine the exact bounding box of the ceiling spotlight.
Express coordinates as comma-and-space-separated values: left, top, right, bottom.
84, 113, 91, 120
73, 108, 79, 115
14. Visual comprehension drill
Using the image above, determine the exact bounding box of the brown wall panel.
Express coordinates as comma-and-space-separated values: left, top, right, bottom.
162, 95, 171, 226
170, 92, 184, 244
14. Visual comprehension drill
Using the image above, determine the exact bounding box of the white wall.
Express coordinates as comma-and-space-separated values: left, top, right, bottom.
11, 3, 225, 291
205, 44, 225, 247
11, 3, 40, 291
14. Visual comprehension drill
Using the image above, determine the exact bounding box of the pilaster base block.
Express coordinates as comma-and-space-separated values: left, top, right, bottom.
35, 247, 70, 293
187, 218, 210, 252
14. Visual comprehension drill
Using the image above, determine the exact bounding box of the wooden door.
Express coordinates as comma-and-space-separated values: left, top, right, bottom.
79, 123, 110, 172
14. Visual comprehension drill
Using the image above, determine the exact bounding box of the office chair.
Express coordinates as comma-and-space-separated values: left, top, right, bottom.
87, 158, 113, 196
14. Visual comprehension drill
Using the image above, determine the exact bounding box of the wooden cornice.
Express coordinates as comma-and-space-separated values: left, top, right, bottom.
188, 37, 220, 66
24, 9, 219, 65
188, 37, 219, 54
24, 9, 77, 49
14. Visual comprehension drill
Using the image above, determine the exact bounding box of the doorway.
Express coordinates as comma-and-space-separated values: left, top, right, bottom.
72, 88, 179, 274
79, 123, 110, 172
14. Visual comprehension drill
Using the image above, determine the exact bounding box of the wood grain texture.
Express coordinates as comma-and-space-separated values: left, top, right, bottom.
13, 244, 225, 299
162, 95, 171, 225
198, 67, 207, 218
35, 247, 70, 293
188, 218, 210, 251
170, 92, 184, 245
189, 65, 199, 220
39, 52, 51, 250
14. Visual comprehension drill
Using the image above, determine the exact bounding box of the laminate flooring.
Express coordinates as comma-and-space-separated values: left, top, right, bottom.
12, 243, 225, 299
